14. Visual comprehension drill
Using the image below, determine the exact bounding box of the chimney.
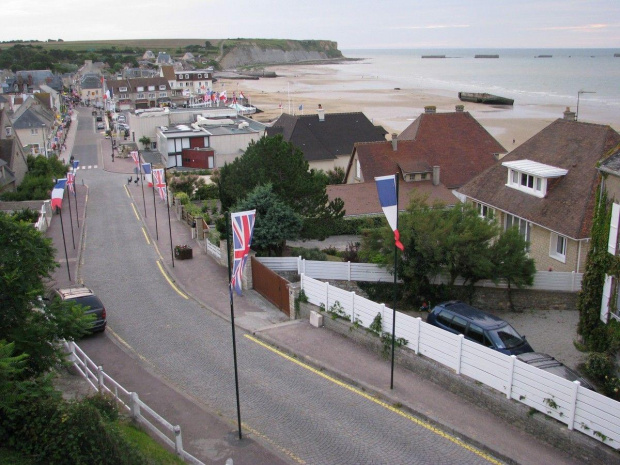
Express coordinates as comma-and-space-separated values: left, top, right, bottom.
391, 133, 398, 151
455, 105, 464, 112
432, 166, 440, 186
424, 105, 436, 114
317, 104, 325, 121
563, 106, 576, 121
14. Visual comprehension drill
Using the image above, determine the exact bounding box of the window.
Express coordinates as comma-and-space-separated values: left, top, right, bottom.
159, 85, 166, 90
435, 310, 452, 327
609, 203, 620, 255
30, 128, 39, 135
137, 86, 144, 92
550, 233, 567, 263
449, 315, 468, 334
148, 86, 155, 91
120, 93, 128, 99
119, 86, 128, 92
137, 93, 145, 99
420, 173, 428, 180
148, 93, 155, 99
474, 202, 494, 220
355, 159, 361, 179
159, 92, 167, 98
466, 324, 485, 344
505, 214, 531, 249
5, 126, 11, 137
185, 74, 189, 79
197, 74, 202, 78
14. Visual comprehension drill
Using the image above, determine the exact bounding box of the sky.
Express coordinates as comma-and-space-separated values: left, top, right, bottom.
2, 0, 619, 49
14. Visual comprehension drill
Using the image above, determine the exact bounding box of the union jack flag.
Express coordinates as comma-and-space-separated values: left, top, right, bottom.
130, 151, 140, 168
230, 209, 256, 295
67, 172, 75, 194
153, 168, 167, 201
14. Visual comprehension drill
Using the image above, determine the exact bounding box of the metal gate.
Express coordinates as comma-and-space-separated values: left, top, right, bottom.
251, 256, 290, 316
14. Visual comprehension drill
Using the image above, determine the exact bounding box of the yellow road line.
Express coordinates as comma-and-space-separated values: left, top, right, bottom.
245, 334, 503, 465
241, 423, 306, 464
124, 185, 130, 197
131, 203, 140, 221
156, 260, 188, 299
141, 227, 151, 245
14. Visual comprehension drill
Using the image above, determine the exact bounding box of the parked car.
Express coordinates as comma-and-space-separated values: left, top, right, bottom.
427, 301, 534, 355
117, 115, 126, 123
517, 352, 596, 391
53, 286, 107, 333
97, 122, 105, 130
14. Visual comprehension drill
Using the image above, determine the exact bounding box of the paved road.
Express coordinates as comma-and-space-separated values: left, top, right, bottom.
69, 108, 505, 464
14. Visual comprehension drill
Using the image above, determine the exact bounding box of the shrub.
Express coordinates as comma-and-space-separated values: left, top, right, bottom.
583, 352, 615, 381
341, 241, 361, 263
175, 192, 190, 205
82, 393, 119, 422
290, 247, 327, 261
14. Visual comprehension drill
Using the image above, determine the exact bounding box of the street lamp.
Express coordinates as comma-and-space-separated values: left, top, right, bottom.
41, 123, 48, 158
576, 90, 596, 122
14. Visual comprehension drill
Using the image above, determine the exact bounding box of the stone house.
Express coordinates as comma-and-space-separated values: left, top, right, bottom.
458, 110, 620, 274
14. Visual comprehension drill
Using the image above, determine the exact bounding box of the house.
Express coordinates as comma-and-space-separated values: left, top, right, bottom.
266, 108, 387, 173
170, 68, 214, 105
156, 52, 173, 66
106, 77, 172, 111
0, 137, 28, 191
13, 70, 63, 93
155, 114, 265, 169
597, 147, 620, 323
458, 110, 620, 274
9, 97, 56, 157
345, 107, 505, 187
79, 73, 103, 107
143, 50, 155, 60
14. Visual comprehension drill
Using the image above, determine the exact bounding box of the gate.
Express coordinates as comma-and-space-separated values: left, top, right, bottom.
251, 256, 290, 316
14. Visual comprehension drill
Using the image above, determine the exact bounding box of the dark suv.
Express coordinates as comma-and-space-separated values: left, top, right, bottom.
427, 301, 533, 355
54, 286, 107, 333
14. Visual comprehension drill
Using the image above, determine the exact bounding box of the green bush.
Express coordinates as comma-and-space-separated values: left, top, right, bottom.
175, 192, 190, 205
583, 352, 615, 381
82, 393, 119, 422
289, 247, 327, 261
193, 183, 218, 200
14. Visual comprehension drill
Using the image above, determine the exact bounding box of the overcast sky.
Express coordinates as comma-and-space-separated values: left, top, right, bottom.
3, 0, 619, 49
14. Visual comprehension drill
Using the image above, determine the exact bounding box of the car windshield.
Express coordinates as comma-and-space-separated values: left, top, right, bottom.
489, 324, 524, 349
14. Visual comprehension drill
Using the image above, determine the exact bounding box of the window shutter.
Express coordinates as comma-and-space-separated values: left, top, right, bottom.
601, 274, 613, 323
609, 203, 620, 254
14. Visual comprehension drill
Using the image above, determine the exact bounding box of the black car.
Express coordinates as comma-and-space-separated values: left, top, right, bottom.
427, 301, 534, 355
54, 286, 107, 333
517, 352, 596, 391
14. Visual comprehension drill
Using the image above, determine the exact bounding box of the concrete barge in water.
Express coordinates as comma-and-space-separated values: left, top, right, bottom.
458, 92, 514, 106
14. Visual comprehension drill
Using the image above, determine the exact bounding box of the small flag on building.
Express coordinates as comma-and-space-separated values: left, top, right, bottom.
230, 209, 256, 295
51, 178, 67, 210
375, 175, 404, 251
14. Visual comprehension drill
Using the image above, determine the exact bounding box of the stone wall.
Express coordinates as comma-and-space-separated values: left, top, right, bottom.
466, 287, 578, 312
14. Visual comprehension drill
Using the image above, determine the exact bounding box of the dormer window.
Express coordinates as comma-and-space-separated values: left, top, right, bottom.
197, 74, 202, 78
502, 159, 567, 198
119, 86, 128, 92
148, 86, 155, 91
159, 85, 166, 90
137, 86, 144, 92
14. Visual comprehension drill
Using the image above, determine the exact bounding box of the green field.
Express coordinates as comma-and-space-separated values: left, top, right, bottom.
0, 38, 212, 52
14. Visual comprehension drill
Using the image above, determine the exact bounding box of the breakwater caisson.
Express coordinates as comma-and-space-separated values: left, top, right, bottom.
475, 54, 499, 58
422, 55, 446, 59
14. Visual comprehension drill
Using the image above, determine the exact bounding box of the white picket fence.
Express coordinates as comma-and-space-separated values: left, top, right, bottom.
256, 257, 583, 292
300, 274, 620, 449
64, 341, 205, 465
206, 239, 221, 260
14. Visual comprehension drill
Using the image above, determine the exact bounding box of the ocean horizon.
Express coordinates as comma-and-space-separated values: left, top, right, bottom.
334, 48, 620, 126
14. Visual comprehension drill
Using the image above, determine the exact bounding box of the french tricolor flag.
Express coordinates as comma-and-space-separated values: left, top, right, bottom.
51, 178, 67, 210
375, 175, 404, 251
142, 163, 153, 187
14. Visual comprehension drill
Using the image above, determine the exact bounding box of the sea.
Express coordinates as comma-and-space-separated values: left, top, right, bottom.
336, 48, 620, 126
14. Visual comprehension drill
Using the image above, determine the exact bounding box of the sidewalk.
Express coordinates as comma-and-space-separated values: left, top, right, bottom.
121, 177, 616, 465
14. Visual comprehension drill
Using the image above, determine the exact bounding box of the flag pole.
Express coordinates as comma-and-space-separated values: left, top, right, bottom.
139, 164, 147, 217
74, 184, 79, 228
225, 212, 243, 440
66, 183, 76, 249
58, 203, 71, 281
152, 176, 159, 241
390, 174, 400, 390
164, 169, 175, 268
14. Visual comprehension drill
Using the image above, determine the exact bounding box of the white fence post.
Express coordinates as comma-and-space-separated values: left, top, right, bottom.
415, 318, 421, 354
66, 341, 76, 363
348, 261, 352, 281
300, 273, 304, 291
297, 256, 302, 274
130, 392, 141, 419
97, 366, 105, 391
380, 304, 386, 331
174, 424, 183, 454
571, 271, 576, 292
351, 291, 355, 322
506, 355, 516, 399
325, 281, 329, 309
456, 334, 464, 374
567, 381, 580, 430
303, 258, 306, 275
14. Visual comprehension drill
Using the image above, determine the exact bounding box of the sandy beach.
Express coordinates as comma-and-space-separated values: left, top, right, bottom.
217, 63, 618, 150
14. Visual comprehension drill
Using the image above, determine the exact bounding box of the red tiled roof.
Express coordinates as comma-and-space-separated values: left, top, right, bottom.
458, 119, 620, 239
328, 179, 457, 217
347, 112, 506, 189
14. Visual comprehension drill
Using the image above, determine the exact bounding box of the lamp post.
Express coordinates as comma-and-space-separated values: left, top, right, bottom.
41, 123, 47, 158
576, 90, 596, 122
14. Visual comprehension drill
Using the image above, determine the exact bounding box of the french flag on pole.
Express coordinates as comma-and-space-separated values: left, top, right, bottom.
142, 163, 153, 187
51, 178, 67, 210
375, 175, 404, 251
230, 209, 256, 295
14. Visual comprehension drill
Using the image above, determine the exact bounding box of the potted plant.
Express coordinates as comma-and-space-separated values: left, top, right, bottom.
174, 244, 193, 260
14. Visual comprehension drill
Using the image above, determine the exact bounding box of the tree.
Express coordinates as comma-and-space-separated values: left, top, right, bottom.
0, 213, 92, 377
215, 135, 344, 237
139, 136, 151, 151
490, 227, 536, 311
235, 184, 302, 256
